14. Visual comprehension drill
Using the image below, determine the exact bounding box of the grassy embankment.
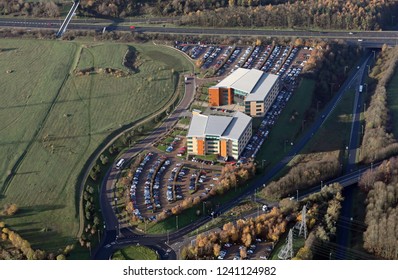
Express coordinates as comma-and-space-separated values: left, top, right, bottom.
0, 39, 192, 252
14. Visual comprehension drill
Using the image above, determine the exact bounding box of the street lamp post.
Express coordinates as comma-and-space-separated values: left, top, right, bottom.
329, 82, 335, 97
296, 189, 299, 201
302, 119, 306, 132
321, 180, 323, 191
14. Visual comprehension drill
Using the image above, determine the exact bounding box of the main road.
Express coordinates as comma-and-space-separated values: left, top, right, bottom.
0, 17, 397, 47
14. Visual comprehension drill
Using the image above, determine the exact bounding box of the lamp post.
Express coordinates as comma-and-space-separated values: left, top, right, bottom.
321, 180, 323, 191
329, 82, 335, 97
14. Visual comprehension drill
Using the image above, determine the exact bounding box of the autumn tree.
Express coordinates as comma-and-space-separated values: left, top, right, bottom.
213, 243, 221, 258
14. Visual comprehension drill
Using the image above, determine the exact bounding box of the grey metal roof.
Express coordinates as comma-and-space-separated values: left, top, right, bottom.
213, 68, 250, 88
229, 68, 264, 94
222, 111, 252, 141
245, 73, 279, 102
187, 114, 208, 137
187, 112, 251, 141
211, 68, 278, 102
205, 115, 233, 136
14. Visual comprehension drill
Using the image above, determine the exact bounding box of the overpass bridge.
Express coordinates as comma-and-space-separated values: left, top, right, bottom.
56, 0, 79, 37
297, 161, 382, 200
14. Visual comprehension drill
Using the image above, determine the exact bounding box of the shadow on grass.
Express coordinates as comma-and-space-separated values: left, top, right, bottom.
0, 48, 18, 52
11, 204, 66, 218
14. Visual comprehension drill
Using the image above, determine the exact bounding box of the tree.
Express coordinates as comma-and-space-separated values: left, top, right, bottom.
100, 154, 109, 165
56, 254, 66, 260
239, 246, 247, 259
213, 243, 221, 258
2, 203, 18, 216
295, 246, 313, 260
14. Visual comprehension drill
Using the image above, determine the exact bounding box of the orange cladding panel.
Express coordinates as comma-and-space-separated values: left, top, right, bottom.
209, 88, 221, 106
197, 139, 205, 155
220, 140, 227, 157
228, 88, 234, 105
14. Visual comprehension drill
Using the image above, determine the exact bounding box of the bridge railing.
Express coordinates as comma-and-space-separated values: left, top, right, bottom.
56, 0, 80, 37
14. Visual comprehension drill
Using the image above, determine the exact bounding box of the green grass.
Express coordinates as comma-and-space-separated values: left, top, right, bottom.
111, 246, 158, 260
193, 154, 218, 162
77, 44, 131, 71
270, 233, 305, 260
302, 89, 356, 155
256, 78, 316, 169
0, 39, 192, 252
171, 129, 187, 137
386, 69, 398, 137
179, 117, 191, 125
191, 104, 207, 112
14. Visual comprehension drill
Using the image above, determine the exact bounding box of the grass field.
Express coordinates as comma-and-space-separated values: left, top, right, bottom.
0, 39, 192, 252
386, 69, 398, 137
111, 246, 158, 260
256, 78, 316, 169
302, 89, 356, 155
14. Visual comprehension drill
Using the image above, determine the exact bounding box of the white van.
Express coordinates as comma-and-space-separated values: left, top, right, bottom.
115, 158, 125, 169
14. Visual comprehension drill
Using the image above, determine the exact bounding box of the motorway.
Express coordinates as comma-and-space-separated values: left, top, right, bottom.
346, 54, 373, 173
0, 17, 398, 47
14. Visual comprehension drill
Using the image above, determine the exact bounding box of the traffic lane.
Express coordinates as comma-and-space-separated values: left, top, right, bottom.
101, 167, 120, 230
346, 55, 371, 172
2, 17, 398, 41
